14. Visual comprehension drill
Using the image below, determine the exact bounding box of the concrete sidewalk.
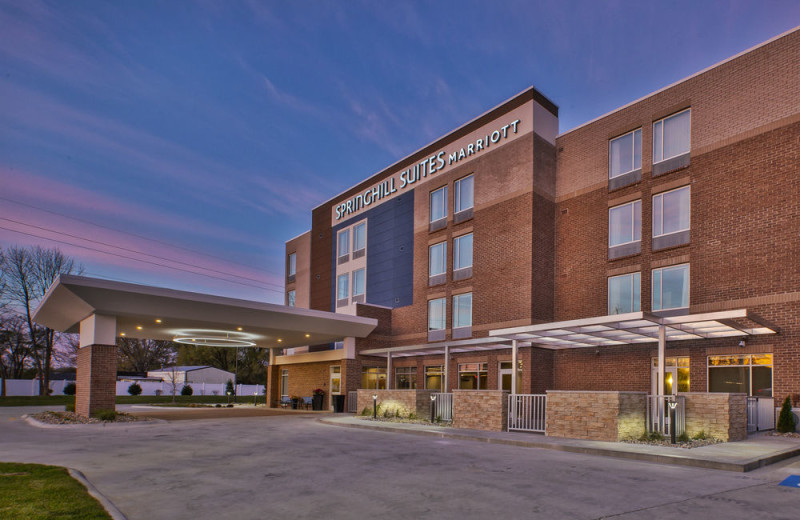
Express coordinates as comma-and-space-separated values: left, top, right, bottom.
321, 415, 800, 472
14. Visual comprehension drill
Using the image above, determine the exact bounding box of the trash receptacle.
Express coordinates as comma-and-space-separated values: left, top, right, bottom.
332, 394, 345, 413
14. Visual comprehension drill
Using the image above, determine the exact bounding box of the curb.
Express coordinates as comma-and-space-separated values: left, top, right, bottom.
319, 418, 800, 473
68, 468, 129, 520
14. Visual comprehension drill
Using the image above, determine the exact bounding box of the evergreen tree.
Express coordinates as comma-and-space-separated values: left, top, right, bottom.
777, 395, 797, 433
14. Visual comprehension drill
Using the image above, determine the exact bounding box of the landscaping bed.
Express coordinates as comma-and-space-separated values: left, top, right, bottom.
30, 410, 144, 425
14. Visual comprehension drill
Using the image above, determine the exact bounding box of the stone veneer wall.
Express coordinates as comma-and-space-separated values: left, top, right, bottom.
76, 344, 118, 418
356, 389, 435, 418
546, 390, 647, 441
682, 392, 747, 441
452, 390, 508, 432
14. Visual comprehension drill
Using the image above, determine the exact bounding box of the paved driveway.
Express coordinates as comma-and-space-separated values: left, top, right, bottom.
1, 406, 798, 520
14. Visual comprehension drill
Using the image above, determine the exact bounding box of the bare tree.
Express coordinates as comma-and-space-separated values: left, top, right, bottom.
0, 313, 32, 397
1, 246, 82, 395
54, 333, 81, 368
117, 338, 176, 373
164, 365, 181, 403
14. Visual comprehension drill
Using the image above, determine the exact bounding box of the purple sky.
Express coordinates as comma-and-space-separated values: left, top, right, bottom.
1, 1, 798, 303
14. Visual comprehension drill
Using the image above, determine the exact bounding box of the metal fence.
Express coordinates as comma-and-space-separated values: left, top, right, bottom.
508, 394, 547, 432
432, 392, 453, 422
347, 391, 358, 413
747, 396, 775, 432
646, 395, 685, 436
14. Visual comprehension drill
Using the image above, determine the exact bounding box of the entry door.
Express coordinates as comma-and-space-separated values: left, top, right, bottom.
329, 366, 341, 410
651, 366, 678, 395
498, 361, 521, 393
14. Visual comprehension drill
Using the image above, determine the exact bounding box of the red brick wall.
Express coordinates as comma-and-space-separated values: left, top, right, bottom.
75, 344, 117, 417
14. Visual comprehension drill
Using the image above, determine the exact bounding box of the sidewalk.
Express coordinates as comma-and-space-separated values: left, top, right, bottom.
320, 415, 800, 472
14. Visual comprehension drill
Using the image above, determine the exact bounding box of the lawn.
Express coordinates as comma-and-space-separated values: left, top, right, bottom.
0, 463, 111, 519
0, 394, 263, 407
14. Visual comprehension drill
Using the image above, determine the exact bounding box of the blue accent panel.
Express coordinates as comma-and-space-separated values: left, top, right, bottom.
330, 193, 414, 310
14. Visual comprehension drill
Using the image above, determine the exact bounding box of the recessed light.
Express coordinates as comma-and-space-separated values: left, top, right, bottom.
120, 332, 126, 336
305, 334, 310, 338
237, 327, 243, 331
155, 319, 162, 324
136, 326, 143, 330
277, 338, 282, 343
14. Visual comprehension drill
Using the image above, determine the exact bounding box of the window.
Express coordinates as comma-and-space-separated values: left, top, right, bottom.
608, 273, 640, 315
430, 186, 448, 223
337, 273, 349, 301
352, 268, 365, 297
428, 298, 446, 331
652, 357, 690, 393
395, 367, 417, 389
425, 365, 443, 390
708, 354, 772, 397
652, 264, 689, 311
287, 290, 296, 307
609, 129, 642, 178
653, 109, 690, 164
454, 175, 474, 213
361, 367, 386, 389
287, 253, 296, 277
459, 362, 488, 390
653, 186, 690, 237
453, 293, 472, 328
429, 242, 446, 277
280, 369, 289, 399
353, 222, 366, 254
609, 200, 641, 247
333, 341, 344, 350
337, 229, 350, 259
453, 233, 473, 271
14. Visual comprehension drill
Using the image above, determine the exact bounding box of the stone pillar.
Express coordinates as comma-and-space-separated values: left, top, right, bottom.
76, 344, 117, 417
452, 390, 509, 432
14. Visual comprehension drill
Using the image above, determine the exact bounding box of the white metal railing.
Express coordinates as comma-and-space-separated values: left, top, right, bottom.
432, 393, 453, 422
508, 394, 547, 432
747, 396, 775, 432
646, 395, 685, 436
347, 391, 358, 413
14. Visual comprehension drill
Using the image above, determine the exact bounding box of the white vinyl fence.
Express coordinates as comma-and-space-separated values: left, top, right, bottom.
0, 379, 264, 397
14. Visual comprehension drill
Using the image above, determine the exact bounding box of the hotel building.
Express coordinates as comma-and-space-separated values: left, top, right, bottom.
267, 28, 799, 433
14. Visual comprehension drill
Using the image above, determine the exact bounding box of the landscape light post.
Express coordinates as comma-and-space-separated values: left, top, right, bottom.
668, 400, 678, 444
430, 394, 437, 423
372, 394, 378, 419
227, 390, 232, 405
254, 391, 258, 407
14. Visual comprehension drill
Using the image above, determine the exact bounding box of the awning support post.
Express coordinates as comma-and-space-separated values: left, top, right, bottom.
444, 345, 450, 392
386, 352, 392, 390
511, 340, 519, 395
658, 324, 666, 396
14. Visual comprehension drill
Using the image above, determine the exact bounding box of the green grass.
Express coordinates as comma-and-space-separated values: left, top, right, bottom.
0, 463, 111, 519
0, 395, 259, 407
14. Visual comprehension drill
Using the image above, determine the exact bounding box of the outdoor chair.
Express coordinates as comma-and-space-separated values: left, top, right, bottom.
302, 396, 313, 410
279, 396, 291, 408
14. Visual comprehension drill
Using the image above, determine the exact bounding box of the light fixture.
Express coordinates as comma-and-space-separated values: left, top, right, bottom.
172, 328, 257, 348
305, 333, 311, 338
277, 338, 282, 343
738, 340, 746, 347
120, 332, 126, 337
155, 319, 162, 324
372, 394, 378, 419
237, 327, 243, 331
430, 394, 437, 423
136, 326, 143, 330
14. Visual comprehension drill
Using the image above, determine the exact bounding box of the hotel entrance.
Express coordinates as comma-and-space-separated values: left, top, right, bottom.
650, 357, 689, 395
498, 361, 522, 393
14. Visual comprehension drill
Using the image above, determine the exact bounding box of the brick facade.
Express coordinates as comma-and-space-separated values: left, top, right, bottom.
76, 344, 117, 417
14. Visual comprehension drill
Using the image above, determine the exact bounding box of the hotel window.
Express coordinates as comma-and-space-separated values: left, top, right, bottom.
428, 298, 446, 331
333, 341, 344, 350
287, 290, 296, 307
287, 253, 296, 278
453, 233, 473, 280
454, 174, 474, 222
653, 186, 690, 249
352, 268, 365, 303
429, 242, 447, 279
708, 354, 772, 397
459, 362, 488, 390
453, 293, 472, 328
361, 367, 386, 389
608, 200, 641, 250
280, 369, 289, 400
337, 229, 350, 263
336, 273, 349, 306
652, 264, 689, 312
653, 109, 691, 164
609, 129, 642, 179
353, 221, 366, 258
608, 273, 640, 315
430, 186, 448, 230
396, 366, 417, 390
425, 365, 443, 390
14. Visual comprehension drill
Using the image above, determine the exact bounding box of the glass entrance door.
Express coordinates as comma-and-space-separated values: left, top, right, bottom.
650, 357, 689, 395
329, 365, 341, 410
498, 361, 522, 393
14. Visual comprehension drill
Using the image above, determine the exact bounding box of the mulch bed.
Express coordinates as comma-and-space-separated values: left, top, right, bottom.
622, 437, 723, 449
30, 411, 144, 425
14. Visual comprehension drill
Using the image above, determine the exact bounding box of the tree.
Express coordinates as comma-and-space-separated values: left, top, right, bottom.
0, 246, 82, 395
117, 338, 176, 372
777, 395, 797, 433
0, 313, 32, 397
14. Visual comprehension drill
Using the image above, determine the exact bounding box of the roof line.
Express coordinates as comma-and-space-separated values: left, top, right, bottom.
558, 25, 800, 137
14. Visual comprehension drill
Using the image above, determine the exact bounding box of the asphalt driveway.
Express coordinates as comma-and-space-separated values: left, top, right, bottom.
1, 406, 798, 520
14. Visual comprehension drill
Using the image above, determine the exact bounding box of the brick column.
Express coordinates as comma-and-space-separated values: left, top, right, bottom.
265, 363, 280, 408
76, 344, 117, 417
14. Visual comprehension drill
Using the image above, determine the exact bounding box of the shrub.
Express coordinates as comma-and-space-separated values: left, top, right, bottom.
408, 412, 417, 420
640, 431, 665, 442
361, 407, 371, 416
127, 383, 142, 396
65, 403, 75, 413
63, 383, 76, 396
225, 379, 235, 396
677, 432, 690, 443
777, 395, 797, 433
93, 409, 117, 421
692, 430, 709, 440
181, 385, 193, 396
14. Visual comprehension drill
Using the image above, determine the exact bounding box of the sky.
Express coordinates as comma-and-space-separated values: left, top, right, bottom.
1, 1, 798, 304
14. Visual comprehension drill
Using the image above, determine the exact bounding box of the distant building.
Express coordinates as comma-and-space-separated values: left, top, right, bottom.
147, 366, 235, 385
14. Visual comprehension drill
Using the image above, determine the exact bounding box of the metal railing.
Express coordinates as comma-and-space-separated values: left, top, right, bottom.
432, 393, 453, 422
347, 391, 358, 413
508, 394, 547, 432
646, 395, 685, 436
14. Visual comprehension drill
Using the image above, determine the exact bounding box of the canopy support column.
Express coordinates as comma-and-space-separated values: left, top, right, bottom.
76, 314, 118, 418
658, 324, 666, 395
444, 345, 450, 392
511, 340, 519, 395
386, 352, 392, 390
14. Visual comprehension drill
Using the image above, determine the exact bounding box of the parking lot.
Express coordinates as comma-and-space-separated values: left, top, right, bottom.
1, 406, 798, 520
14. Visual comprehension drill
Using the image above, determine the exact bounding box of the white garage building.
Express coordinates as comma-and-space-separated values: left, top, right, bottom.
147, 366, 236, 385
